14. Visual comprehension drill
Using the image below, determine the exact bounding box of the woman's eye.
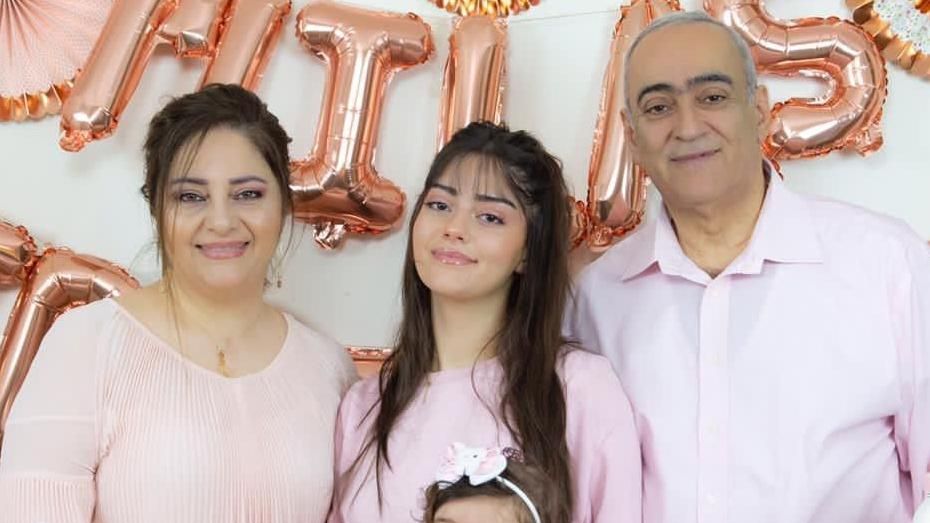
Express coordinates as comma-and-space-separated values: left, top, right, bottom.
235, 189, 264, 200
478, 213, 504, 225
178, 192, 205, 203
425, 201, 450, 212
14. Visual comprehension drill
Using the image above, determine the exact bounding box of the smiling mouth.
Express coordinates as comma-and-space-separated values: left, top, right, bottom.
196, 241, 250, 260
671, 149, 720, 163
431, 249, 477, 266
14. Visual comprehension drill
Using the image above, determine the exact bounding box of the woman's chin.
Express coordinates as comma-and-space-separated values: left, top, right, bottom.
426, 284, 487, 303
186, 272, 263, 295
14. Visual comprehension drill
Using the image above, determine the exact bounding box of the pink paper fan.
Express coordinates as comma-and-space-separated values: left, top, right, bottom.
0, 0, 111, 119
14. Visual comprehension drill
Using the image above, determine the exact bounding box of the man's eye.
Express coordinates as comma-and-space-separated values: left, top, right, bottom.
644, 104, 670, 116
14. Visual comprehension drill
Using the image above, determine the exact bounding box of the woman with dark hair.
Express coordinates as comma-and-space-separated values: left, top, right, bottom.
329, 122, 641, 523
0, 84, 356, 522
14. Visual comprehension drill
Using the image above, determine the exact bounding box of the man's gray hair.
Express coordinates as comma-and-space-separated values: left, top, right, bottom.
623, 11, 759, 115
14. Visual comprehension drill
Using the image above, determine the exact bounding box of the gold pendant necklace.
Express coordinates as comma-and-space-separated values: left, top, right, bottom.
167, 289, 269, 379
205, 310, 267, 378
217, 346, 231, 377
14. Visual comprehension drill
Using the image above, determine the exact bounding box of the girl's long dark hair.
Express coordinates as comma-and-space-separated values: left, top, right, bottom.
348, 121, 574, 522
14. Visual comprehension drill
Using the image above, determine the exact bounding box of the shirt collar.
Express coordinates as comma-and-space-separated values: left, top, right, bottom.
618, 161, 824, 282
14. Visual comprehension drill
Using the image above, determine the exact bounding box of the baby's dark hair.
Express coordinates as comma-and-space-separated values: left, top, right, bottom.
422, 458, 551, 523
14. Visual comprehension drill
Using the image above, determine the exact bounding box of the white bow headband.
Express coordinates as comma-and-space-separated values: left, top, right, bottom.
435, 442, 542, 523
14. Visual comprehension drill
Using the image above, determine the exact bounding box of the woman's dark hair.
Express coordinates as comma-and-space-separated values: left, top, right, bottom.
141, 83, 293, 274
422, 458, 553, 523
349, 121, 574, 522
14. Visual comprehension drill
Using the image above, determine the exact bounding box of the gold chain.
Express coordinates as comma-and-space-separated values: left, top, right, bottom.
164, 284, 267, 378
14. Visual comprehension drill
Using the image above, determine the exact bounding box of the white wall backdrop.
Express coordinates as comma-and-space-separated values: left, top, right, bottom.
1, 0, 928, 348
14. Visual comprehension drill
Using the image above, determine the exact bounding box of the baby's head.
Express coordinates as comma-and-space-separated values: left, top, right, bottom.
423, 444, 546, 523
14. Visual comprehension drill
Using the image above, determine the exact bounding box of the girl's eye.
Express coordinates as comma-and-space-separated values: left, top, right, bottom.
178, 192, 205, 203
425, 201, 450, 212
235, 189, 264, 200
478, 213, 504, 225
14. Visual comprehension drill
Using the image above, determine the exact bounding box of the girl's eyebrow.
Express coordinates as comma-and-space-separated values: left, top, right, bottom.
429, 183, 517, 209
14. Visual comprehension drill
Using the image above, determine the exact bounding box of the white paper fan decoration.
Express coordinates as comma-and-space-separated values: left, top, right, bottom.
0, 0, 111, 121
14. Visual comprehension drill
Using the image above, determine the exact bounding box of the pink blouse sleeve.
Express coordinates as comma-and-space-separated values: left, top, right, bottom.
0, 305, 106, 522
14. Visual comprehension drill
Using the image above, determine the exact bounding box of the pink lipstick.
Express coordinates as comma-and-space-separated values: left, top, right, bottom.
197, 241, 249, 260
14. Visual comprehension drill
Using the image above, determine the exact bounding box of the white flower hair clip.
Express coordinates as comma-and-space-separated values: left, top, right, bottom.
435, 442, 542, 523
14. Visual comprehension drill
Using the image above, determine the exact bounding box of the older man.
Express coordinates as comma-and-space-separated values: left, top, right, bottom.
565, 11, 930, 523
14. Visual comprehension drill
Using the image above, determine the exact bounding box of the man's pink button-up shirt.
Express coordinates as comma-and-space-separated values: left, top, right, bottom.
566, 173, 930, 523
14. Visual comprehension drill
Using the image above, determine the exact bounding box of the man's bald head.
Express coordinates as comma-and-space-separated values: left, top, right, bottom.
623, 11, 758, 115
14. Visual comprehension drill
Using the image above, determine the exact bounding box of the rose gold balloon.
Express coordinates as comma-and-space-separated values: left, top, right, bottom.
0, 248, 139, 435
583, 0, 679, 250
291, 0, 434, 249
158, 0, 231, 58
0, 221, 38, 289
59, 0, 291, 152
705, 0, 888, 160
569, 198, 589, 249
437, 15, 507, 149
59, 0, 178, 151
201, 0, 292, 89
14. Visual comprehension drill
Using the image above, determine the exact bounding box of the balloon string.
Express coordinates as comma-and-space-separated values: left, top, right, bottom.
506, 8, 621, 23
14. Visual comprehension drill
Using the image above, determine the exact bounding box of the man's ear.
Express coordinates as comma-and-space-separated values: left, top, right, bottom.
622, 108, 641, 163
753, 84, 771, 143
